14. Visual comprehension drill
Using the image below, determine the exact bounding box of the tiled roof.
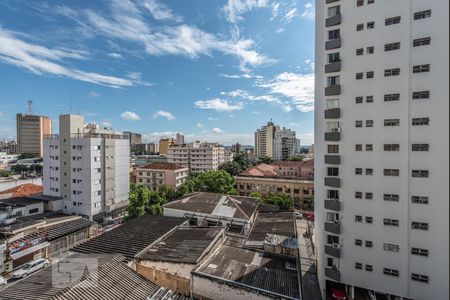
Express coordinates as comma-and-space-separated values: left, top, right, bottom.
239, 163, 277, 177
271, 161, 304, 168
0, 183, 43, 197
138, 163, 187, 170
72, 215, 186, 260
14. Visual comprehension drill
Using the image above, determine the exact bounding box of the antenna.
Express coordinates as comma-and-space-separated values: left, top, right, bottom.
28, 100, 33, 114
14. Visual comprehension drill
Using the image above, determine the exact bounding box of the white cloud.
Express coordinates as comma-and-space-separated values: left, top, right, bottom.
271, 2, 281, 20
143, 0, 183, 22
256, 72, 315, 112
0, 29, 135, 88
126, 71, 142, 80
212, 128, 223, 133
207, 117, 218, 121
108, 52, 122, 59
195, 98, 243, 112
282, 8, 297, 23
197, 123, 204, 128
251, 111, 260, 114
88, 91, 100, 97
282, 103, 293, 112
223, 0, 269, 23
300, 2, 315, 20
121, 111, 140, 121
219, 73, 262, 79
221, 89, 280, 104
153, 110, 176, 121
276, 27, 286, 33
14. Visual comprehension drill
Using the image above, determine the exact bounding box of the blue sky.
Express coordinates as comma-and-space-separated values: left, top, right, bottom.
0, 0, 315, 145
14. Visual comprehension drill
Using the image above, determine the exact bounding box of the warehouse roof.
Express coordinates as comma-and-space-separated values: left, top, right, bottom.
72, 215, 186, 260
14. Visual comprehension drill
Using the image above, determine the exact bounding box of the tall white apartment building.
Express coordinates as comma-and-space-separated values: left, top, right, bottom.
315, 1, 448, 300
167, 141, 224, 173
43, 115, 130, 223
255, 121, 297, 160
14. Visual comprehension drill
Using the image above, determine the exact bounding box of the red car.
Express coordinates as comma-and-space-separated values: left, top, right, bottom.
331, 288, 346, 300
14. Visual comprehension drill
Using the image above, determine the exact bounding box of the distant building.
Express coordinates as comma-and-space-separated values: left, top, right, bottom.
135, 163, 188, 190
16, 113, 52, 157
308, 143, 314, 155
295, 139, 301, 154
123, 131, 142, 145
167, 141, 225, 173
231, 143, 241, 153
145, 142, 158, 154
159, 138, 176, 155
175, 132, 185, 145
0, 152, 19, 164
255, 121, 297, 160
43, 114, 129, 223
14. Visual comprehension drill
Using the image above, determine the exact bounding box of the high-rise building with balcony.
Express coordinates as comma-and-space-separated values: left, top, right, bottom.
315, 1, 448, 299
255, 121, 297, 160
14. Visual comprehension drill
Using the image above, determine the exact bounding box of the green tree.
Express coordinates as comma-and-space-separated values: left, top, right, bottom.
157, 185, 178, 202
257, 155, 273, 164
249, 191, 262, 198
11, 164, 29, 174
18, 153, 38, 159
127, 185, 167, 220
145, 191, 166, 215
263, 193, 294, 210
288, 155, 304, 162
233, 152, 251, 170
227, 188, 239, 195
218, 161, 243, 176
192, 170, 235, 194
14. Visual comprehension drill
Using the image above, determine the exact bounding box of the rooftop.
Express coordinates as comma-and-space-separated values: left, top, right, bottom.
72, 215, 186, 260
0, 196, 43, 207
193, 244, 301, 300
136, 227, 224, 263
163, 192, 261, 221
0, 253, 160, 300
0, 212, 77, 234
0, 183, 43, 197
138, 163, 187, 170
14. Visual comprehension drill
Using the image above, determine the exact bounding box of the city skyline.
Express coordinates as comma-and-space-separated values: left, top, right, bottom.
0, 0, 315, 145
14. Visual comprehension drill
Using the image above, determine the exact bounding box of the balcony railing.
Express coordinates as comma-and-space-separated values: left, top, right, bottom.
324, 155, 340, 165
325, 245, 341, 258
326, 0, 340, 3
325, 85, 341, 96
324, 108, 341, 119
325, 221, 341, 234
324, 131, 341, 141
326, 14, 342, 27
325, 38, 341, 50
325, 61, 341, 73
325, 177, 341, 188
325, 199, 341, 211
325, 267, 341, 281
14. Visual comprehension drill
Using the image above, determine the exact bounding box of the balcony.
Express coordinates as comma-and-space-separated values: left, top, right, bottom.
325, 177, 340, 187
325, 245, 341, 258
325, 221, 341, 234
324, 132, 341, 141
325, 155, 340, 164
325, 85, 341, 96
325, 38, 341, 50
325, 199, 341, 211
324, 108, 341, 119
326, 14, 342, 27
325, 61, 341, 73
325, 267, 341, 281
326, 0, 340, 3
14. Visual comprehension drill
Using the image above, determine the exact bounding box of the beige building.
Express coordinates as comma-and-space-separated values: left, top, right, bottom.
16, 113, 52, 157
167, 142, 225, 173
255, 121, 297, 160
135, 163, 188, 190
159, 138, 176, 155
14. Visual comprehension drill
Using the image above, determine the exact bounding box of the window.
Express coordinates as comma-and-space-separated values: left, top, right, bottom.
366, 46, 374, 54
328, 29, 340, 40
412, 144, 429, 151
412, 117, 430, 125
328, 167, 339, 176
356, 24, 364, 31
355, 262, 363, 270
356, 72, 364, 80
366, 21, 375, 29
365, 265, 373, 272
385, 16, 401, 26
355, 144, 363, 151
384, 218, 399, 226
413, 37, 431, 47
365, 216, 373, 224
412, 196, 429, 204
385, 42, 401, 51
355, 120, 363, 128
412, 170, 429, 178
327, 190, 339, 200
356, 48, 364, 55
327, 76, 340, 86
327, 98, 340, 109
357, 0, 364, 7
355, 215, 362, 222
327, 235, 339, 245
365, 192, 373, 200
355, 168, 363, 175
411, 273, 429, 283
355, 239, 363, 246
366, 96, 373, 103
384, 243, 400, 252
411, 247, 429, 257
366, 120, 374, 127
384, 144, 400, 151
29, 208, 39, 214
383, 268, 399, 277
365, 168, 373, 175
385, 68, 400, 76
412, 90, 430, 99
384, 119, 400, 126
355, 192, 363, 199
384, 93, 400, 101
384, 194, 399, 201
328, 144, 339, 153
367, 0, 374, 4
413, 64, 430, 73
384, 169, 399, 176
327, 5, 340, 17
411, 221, 429, 231
366, 144, 373, 151
365, 240, 373, 247
328, 53, 341, 63
414, 10, 431, 20
366, 71, 374, 78
355, 96, 363, 104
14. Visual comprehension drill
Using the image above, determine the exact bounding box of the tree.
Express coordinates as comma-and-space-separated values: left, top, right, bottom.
233, 152, 251, 170
249, 191, 262, 199
288, 155, 304, 162
192, 170, 235, 194
127, 185, 167, 220
218, 161, 243, 176
11, 164, 29, 174
263, 193, 294, 210
257, 155, 273, 164
145, 191, 166, 215
157, 185, 178, 202
18, 153, 38, 159
227, 188, 239, 195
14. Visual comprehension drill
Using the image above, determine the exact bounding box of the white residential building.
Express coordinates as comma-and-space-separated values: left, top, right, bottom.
315, 1, 448, 300
167, 141, 224, 173
255, 121, 297, 160
43, 115, 129, 223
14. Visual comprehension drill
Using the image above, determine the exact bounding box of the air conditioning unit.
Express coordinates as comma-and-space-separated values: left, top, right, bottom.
332, 243, 340, 249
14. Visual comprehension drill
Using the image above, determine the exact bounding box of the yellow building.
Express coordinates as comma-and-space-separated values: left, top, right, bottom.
159, 138, 176, 155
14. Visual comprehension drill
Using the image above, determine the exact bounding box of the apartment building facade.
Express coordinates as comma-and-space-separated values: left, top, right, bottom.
315, 1, 449, 300
255, 121, 297, 160
159, 138, 176, 155
135, 163, 188, 190
43, 115, 129, 223
167, 142, 225, 173
16, 113, 52, 157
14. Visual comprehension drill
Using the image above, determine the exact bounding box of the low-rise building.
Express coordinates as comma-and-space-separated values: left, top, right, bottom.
0, 197, 44, 222
167, 141, 225, 173
135, 163, 188, 190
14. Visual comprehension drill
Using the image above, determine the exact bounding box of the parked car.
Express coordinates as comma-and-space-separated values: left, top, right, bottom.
0, 276, 6, 286
12, 258, 49, 279
331, 288, 346, 300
